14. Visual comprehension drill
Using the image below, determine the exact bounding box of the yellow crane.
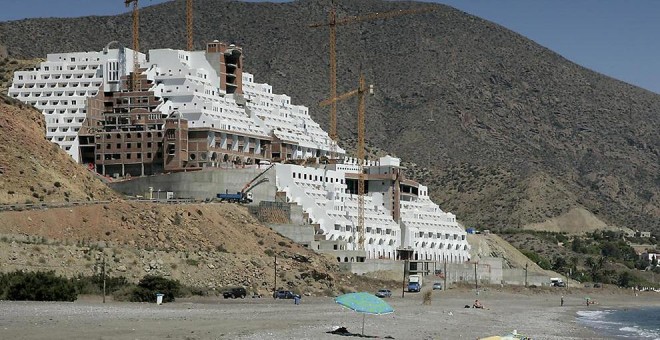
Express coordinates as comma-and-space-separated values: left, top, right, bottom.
186, 0, 193, 51
321, 74, 373, 251
124, 0, 140, 91
310, 2, 434, 159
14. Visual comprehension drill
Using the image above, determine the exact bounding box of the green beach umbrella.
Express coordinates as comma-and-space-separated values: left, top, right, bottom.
335, 292, 394, 335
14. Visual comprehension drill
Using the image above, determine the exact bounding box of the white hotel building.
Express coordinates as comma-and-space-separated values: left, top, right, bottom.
7, 42, 470, 263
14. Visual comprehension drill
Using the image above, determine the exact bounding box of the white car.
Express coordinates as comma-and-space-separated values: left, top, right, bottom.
375, 289, 392, 298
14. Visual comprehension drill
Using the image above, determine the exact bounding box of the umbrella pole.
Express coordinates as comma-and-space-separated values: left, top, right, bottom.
362, 313, 365, 335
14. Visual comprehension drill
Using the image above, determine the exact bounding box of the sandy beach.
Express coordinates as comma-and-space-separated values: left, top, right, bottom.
1, 288, 658, 340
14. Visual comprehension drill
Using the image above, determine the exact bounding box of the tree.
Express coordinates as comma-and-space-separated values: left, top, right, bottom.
552, 256, 568, 272
1, 271, 77, 301
131, 275, 181, 303
617, 271, 633, 288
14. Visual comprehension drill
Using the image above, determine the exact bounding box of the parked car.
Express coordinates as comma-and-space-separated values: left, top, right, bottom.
375, 289, 392, 298
432, 282, 443, 290
273, 290, 295, 299
223, 287, 247, 299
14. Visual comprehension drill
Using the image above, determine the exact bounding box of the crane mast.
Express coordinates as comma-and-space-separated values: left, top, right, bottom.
186, 0, 194, 51
357, 73, 366, 250
310, 3, 434, 161
124, 0, 140, 91
329, 3, 338, 158
320, 74, 372, 251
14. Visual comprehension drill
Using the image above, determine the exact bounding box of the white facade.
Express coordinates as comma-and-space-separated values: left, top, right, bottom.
145, 48, 342, 159
7, 47, 342, 162
7, 48, 145, 161
6, 46, 468, 263
275, 156, 471, 262
276, 163, 400, 259
400, 185, 470, 263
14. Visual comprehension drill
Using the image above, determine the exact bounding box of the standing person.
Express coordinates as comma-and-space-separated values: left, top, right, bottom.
560, 296, 564, 307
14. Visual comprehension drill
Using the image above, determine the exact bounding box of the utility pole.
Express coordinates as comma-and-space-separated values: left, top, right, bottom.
273, 255, 277, 296
401, 259, 408, 298
102, 253, 106, 303
474, 262, 478, 292
525, 263, 528, 287
443, 258, 447, 291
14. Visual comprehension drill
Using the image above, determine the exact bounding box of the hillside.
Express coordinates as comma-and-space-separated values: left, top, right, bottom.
0, 201, 382, 295
0, 98, 392, 294
0, 93, 117, 204
0, 0, 658, 233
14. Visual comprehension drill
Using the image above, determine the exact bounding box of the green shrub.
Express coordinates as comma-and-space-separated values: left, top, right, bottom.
0, 271, 77, 301
131, 275, 181, 303
521, 249, 551, 270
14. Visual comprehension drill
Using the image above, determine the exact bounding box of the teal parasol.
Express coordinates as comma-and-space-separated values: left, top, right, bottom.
335, 292, 394, 335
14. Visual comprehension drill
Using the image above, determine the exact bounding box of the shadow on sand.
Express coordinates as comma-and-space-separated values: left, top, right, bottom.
326, 327, 395, 339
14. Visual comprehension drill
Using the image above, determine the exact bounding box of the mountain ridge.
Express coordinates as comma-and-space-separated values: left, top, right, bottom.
0, 0, 657, 233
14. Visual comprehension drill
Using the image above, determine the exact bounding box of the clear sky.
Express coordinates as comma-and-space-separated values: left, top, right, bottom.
1, 0, 658, 94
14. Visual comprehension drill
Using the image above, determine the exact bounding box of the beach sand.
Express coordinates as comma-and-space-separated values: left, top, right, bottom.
1, 288, 657, 339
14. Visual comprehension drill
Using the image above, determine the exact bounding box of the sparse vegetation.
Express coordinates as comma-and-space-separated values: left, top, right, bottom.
130, 275, 181, 303
520, 249, 551, 270
422, 290, 432, 305
0, 271, 77, 301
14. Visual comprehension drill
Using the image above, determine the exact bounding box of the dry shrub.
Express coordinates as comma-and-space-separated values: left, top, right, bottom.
422, 290, 432, 305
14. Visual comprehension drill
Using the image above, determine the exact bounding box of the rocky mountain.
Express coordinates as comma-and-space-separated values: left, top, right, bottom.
0, 0, 657, 233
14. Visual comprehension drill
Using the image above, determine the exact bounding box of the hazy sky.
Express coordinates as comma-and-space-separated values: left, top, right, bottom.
1, 0, 658, 93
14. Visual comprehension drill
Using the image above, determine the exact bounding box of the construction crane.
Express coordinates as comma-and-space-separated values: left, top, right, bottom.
125, 0, 140, 91
186, 0, 193, 51
321, 74, 373, 251
310, 2, 434, 159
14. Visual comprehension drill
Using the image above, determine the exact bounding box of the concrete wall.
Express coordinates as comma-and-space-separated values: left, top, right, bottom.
268, 224, 315, 245
434, 258, 552, 286
290, 204, 305, 225
502, 269, 553, 286
109, 166, 277, 204
339, 259, 403, 276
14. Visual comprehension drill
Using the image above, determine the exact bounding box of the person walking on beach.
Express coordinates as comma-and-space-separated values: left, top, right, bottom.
560, 296, 564, 307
